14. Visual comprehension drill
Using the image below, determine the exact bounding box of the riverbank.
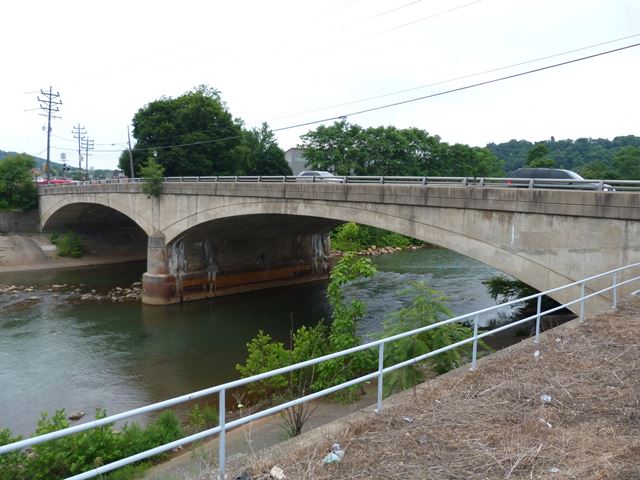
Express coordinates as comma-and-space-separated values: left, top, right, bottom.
149, 297, 640, 479
0, 233, 421, 274
0, 232, 145, 273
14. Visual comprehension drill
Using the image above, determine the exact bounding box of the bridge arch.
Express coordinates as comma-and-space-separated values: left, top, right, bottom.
40, 193, 154, 235
38, 182, 640, 309
162, 198, 566, 300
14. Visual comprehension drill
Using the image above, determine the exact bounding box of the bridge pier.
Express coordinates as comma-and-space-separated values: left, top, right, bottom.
142, 232, 179, 305
142, 231, 331, 305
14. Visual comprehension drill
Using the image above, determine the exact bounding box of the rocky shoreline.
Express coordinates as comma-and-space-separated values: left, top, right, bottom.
0, 281, 143, 303
332, 243, 425, 257
1, 245, 426, 305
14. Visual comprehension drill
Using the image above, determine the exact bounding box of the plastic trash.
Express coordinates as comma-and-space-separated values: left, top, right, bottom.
322, 443, 345, 464
540, 393, 552, 404
270, 465, 285, 479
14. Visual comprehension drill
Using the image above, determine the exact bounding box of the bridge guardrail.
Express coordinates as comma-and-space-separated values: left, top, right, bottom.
2, 263, 640, 479
38, 176, 640, 191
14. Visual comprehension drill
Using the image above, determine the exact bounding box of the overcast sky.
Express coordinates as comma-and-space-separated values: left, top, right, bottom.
2, 0, 639, 171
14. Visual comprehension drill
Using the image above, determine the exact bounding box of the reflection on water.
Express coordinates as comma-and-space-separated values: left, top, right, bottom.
0, 248, 505, 435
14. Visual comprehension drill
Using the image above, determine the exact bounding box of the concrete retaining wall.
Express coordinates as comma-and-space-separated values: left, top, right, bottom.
0, 210, 40, 233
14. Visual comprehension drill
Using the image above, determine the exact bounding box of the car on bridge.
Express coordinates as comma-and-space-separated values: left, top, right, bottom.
507, 168, 615, 191
295, 171, 344, 183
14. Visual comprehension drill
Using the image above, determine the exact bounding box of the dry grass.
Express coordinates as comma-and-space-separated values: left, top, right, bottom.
242, 299, 640, 480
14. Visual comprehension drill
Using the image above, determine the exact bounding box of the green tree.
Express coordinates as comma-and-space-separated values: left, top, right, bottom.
576, 160, 615, 180
440, 143, 504, 177
0, 153, 37, 210
119, 85, 243, 177
229, 123, 292, 175
236, 255, 377, 434
313, 254, 377, 399
299, 120, 364, 174
379, 282, 476, 395
525, 143, 555, 167
140, 157, 165, 197
612, 146, 640, 180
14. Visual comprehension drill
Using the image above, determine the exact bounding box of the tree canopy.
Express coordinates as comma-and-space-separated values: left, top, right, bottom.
299, 121, 503, 177
0, 153, 37, 210
119, 86, 291, 177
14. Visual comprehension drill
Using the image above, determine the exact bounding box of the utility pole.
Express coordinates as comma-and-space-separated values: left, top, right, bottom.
72, 124, 86, 181
81, 137, 94, 180
127, 125, 135, 179
37, 87, 62, 181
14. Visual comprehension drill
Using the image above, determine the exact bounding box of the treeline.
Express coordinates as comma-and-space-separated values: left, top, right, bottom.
300, 121, 504, 177
487, 135, 640, 179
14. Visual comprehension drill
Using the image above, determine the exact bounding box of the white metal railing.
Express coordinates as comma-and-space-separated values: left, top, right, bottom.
36, 175, 640, 191
1, 263, 639, 479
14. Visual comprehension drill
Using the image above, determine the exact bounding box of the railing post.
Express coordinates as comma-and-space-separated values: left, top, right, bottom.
534, 295, 542, 343
376, 343, 384, 413
218, 389, 226, 479
612, 271, 618, 308
579, 283, 585, 323
471, 314, 479, 370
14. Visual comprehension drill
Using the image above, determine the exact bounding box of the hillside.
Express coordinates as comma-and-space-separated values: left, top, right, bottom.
0, 150, 65, 171
487, 135, 640, 174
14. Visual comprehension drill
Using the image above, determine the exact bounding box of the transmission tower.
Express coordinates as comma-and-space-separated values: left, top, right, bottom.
72, 124, 86, 180
81, 137, 94, 180
37, 87, 62, 180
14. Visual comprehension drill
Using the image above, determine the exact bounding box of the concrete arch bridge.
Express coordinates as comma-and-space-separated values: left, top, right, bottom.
38, 181, 640, 312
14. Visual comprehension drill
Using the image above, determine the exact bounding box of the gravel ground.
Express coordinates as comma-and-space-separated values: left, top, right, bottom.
236, 297, 640, 480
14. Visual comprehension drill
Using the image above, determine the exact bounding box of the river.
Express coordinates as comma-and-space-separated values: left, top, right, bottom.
0, 247, 508, 436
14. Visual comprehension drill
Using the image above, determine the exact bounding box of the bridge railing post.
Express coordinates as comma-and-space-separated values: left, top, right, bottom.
376, 343, 384, 413
534, 295, 542, 343
612, 271, 618, 308
218, 388, 226, 479
471, 313, 479, 370
579, 283, 586, 323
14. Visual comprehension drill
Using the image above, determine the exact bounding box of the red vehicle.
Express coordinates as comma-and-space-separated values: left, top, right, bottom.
36, 178, 77, 185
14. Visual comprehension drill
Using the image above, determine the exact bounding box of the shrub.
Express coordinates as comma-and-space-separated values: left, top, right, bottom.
0, 409, 183, 480
331, 222, 421, 252
55, 231, 83, 258
140, 157, 164, 197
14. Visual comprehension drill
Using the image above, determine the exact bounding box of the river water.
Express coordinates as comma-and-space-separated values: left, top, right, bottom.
0, 248, 507, 436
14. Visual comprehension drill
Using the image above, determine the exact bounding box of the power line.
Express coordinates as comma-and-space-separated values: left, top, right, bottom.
311, 0, 483, 55
127, 32, 640, 147
324, 41, 640, 123
55, 39, 640, 155
261, 32, 640, 124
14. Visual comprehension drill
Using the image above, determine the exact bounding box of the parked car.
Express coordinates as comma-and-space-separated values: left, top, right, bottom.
507, 168, 615, 191
296, 171, 344, 183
